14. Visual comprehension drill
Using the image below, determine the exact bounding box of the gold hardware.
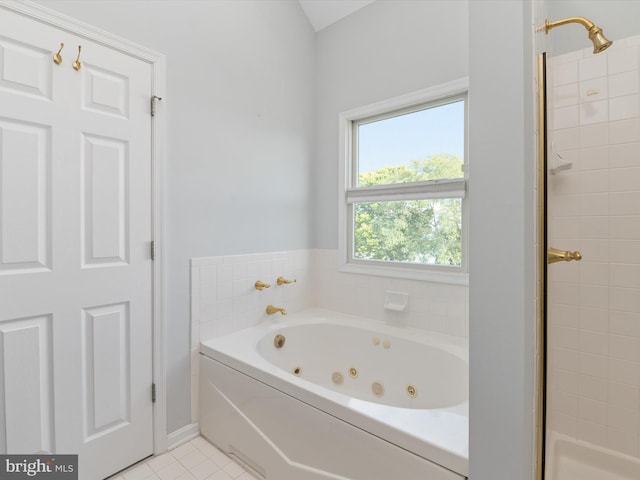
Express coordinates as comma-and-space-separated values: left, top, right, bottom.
544, 16, 595, 32
371, 381, 385, 397
548, 247, 582, 264
53, 43, 64, 65
407, 385, 417, 398
332, 372, 344, 385
543, 17, 612, 54
348, 367, 358, 378
292, 366, 301, 376
372, 337, 380, 346
535, 53, 547, 480
274, 334, 285, 348
276, 276, 297, 286
255, 280, 271, 291
73, 45, 82, 71
382, 339, 391, 349
266, 305, 287, 315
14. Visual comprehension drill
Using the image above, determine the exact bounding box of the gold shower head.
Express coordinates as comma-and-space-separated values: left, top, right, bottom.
588, 26, 613, 54
544, 17, 613, 54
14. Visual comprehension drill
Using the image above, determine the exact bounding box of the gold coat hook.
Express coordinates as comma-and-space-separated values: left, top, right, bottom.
73, 45, 82, 71
53, 43, 64, 65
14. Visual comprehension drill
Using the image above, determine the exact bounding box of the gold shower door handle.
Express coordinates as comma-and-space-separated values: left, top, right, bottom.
548, 247, 582, 264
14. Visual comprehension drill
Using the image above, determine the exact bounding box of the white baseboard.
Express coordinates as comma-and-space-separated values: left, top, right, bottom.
167, 422, 200, 450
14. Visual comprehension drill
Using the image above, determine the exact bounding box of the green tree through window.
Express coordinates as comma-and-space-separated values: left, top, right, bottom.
354, 153, 463, 266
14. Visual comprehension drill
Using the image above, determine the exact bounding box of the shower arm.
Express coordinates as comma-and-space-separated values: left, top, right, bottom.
542, 16, 612, 54
544, 16, 595, 33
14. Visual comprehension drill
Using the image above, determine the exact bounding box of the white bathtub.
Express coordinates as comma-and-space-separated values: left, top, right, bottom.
199, 309, 468, 479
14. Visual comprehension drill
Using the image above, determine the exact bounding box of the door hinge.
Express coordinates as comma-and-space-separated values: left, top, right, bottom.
152, 383, 156, 403
151, 240, 156, 261
151, 95, 162, 117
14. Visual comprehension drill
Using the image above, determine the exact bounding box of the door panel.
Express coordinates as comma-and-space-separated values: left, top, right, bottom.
83, 64, 129, 118
81, 134, 129, 266
82, 302, 130, 439
0, 7, 153, 479
0, 315, 53, 454
0, 118, 51, 272
0, 35, 53, 101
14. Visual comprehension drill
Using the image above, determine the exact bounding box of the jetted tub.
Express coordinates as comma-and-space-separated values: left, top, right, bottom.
199, 309, 468, 479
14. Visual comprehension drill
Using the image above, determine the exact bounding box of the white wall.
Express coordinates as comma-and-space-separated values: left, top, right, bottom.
468, 1, 536, 479
313, 0, 469, 249
35, 0, 316, 433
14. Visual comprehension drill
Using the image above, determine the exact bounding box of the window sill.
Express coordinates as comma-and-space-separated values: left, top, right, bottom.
338, 261, 469, 286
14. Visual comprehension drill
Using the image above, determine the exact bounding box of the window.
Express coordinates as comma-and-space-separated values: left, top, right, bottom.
338, 79, 468, 283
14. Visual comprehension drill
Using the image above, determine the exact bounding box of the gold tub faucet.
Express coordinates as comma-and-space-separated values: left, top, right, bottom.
266, 305, 287, 315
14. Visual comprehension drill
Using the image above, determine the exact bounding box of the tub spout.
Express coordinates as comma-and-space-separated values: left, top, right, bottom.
266, 305, 287, 315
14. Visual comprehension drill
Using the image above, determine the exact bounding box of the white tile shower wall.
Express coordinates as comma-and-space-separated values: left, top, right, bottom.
548, 34, 640, 459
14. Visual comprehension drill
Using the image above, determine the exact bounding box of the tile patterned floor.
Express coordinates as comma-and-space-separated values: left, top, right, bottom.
110, 436, 259, 480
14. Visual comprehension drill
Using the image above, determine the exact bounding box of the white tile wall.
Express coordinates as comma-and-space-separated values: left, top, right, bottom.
310, 249, 468, 336
189, 250, 312, 423
190, 248, 469, 423
548, 34, 640, 459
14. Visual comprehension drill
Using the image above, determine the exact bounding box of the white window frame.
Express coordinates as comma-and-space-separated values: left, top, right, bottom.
338, 78, 469, 285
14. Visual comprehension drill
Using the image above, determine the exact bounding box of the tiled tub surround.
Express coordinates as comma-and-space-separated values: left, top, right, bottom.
190, 250, 312, 423
190, 249, 469, 423
311, 250, 468, 337
547, 35, 640, 460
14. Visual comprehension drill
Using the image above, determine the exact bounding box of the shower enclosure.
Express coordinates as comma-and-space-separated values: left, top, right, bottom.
542, 17, 640, 479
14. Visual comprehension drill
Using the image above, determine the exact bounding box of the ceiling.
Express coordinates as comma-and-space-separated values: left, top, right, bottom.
298, 0, 376, 32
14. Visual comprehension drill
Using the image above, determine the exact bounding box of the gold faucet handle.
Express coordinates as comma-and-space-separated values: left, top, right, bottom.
255, 280, 271, 291
548, 247, 582, 264
276, 276, 297, 286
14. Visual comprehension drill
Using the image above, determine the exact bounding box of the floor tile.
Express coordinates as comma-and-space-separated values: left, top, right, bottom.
123, 463, 156, 480
178, 450, 207, 470
189, 459, 220, 480
171, 442, 197, 459
147, 453, 177, 473
156, 461, 188, 480
117, 437, 255, 480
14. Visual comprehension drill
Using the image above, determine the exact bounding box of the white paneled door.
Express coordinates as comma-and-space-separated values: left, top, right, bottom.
0, 8, 154, 479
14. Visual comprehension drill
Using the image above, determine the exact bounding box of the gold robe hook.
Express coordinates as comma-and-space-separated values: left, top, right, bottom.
53, 42, 64, 65
73, 45, 82, 71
